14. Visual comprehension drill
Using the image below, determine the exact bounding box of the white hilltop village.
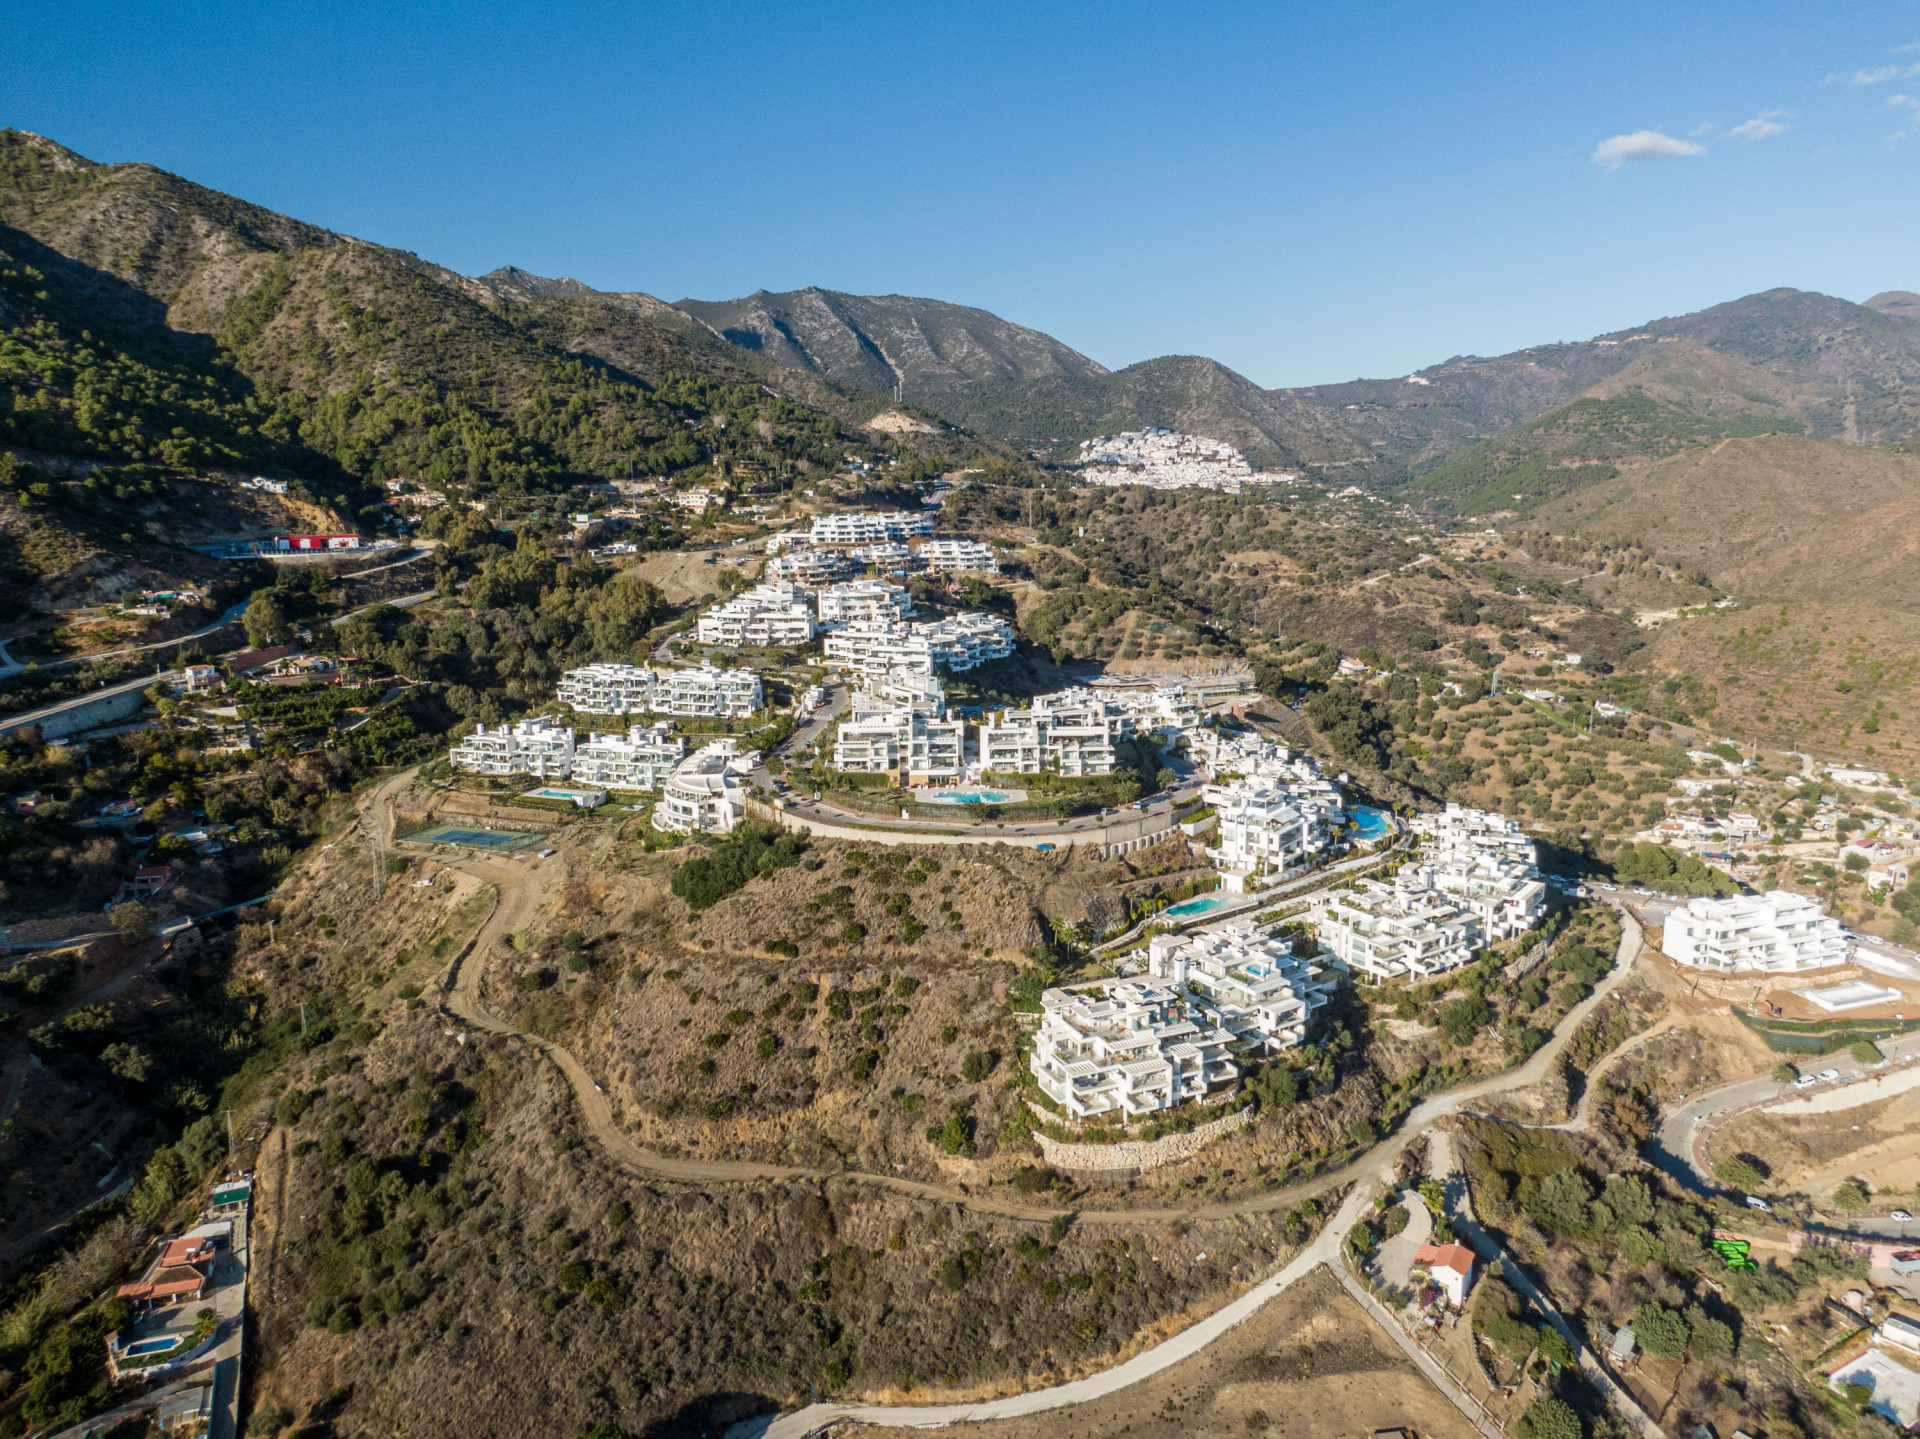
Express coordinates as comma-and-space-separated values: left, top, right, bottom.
1077, 427, 1298, 493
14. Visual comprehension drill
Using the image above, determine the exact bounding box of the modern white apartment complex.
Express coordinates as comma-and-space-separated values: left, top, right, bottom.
695, 582, 817, 647
833, 699, 965, 780
816, 578, 913, 628
1204, 781, 1323, 875
556, 664, 762, 719
570, 722, 685, 791
765, 548, 854, 587
1663, 891, 1851, 973
1029, 922, 1335, 1121
979, 690, 1123, 776
1309, 875, 1483, 981
1077, 428, 1294, 494
821, 613, 1015, 676
809, 511, 934, 545
1406, 804, 1546, 941
652, 739, 754, 836
914, 538, 999, 574
448, 719, 577, 778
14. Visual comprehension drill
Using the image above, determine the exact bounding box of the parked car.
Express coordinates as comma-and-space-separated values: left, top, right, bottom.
1893, 1210, 1914, 1223
1818, 1069, 1842, 1082
1795, 1075, 1819, 1089
1746, 1196, 1772, 1212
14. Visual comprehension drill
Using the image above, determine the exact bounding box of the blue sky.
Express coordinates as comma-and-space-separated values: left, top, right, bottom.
9, 1, 1920, 387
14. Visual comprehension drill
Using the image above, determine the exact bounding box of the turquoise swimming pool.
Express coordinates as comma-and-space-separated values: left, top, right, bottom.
1352, 806, 1393, 841
1165, 892, 1237, 918
123, 1335, 183, 1357
921, 790, 1015, 805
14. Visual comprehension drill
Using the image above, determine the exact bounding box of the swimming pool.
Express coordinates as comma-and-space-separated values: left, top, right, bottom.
521, 786, 607, 808
1351, 806, 1394, 842
122, 1336, 183, 1357
1164, 892, 1238, 919
922, 790, 1013, 805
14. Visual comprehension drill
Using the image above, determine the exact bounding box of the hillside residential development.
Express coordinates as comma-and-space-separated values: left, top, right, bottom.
557, 664, 763, 719
1663, 891, 1852, 973
979, 691, 1122, 776
914, 538, 999, 573
652, 739, 755, 835
1077, 427, 1295, 493
815, 578, 914, 628
570, 722, 686, 791
821, 613, 1015, 675
1309, 874, 1484, 981
809, 511, 934, 544
1029, 923, 1337, 1121
1405, 803, 1546, 941
694, 581, 817, 647
447, 719, 576, 778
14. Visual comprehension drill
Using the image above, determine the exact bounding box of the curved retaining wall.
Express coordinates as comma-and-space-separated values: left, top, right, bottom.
1032, 1103, 1255, 1173
748, 797, 1195, 854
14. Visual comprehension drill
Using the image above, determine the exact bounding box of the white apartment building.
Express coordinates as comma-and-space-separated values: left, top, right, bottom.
816, 578, 913, 629
570, 722, 685, 791
1406, 804, 1545, 941
847, 541, 913, 567
1663, 891, 1851, 973
833, 700, 965, 780
652, 739, 754, 836
1029, 922, 1335, 1121
1310, 876, 1483, 981
695, 582, 816, 647
1204, 781, 1323, 875
765, 548, 854, 587
448, 719, 576, 778
809, 511, 935, 545
657, 665, 763, 719
914, 538, 999, 574
556, 664, 761, 719
557, 662, 657, 715
822, 613, 1015, 676
979, 689, 1122, 776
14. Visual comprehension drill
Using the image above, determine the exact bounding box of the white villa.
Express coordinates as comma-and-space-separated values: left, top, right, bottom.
571, 722, 685, 791
448, 719, 576, 778
980, 690, 1122, 776
914, 538, 999, 574
695, 581, 816, 647
1663, 891, 1852, 973
1029, 923, 1336, 1122
652, 739, 755, 836
1309, 875, 1483, 981
809, 511, 934, 545
816, 578, 913, 629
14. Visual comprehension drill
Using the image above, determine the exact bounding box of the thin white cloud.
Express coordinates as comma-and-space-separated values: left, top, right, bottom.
1896, 41, 1920, 53
1840, 63, 1920, 84
1591, 130, 1707, 171
1726, 112, 1787, 140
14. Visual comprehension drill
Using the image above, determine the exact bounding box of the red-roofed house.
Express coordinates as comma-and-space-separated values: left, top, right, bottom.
118, 1234, 218, 1309
1413, 1241, 1476, 1307
121, 862, 176, 900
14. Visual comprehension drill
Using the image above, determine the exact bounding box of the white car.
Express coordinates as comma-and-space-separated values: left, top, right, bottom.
1746, 1196, 1772, 1212
1894, 1210, 1915, 1224
1818, 1069, 1841, 1083
1794, 1075, 1819, 1089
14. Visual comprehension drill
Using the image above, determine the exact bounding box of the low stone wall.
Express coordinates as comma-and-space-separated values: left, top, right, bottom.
1032, 1103, 1255, 1173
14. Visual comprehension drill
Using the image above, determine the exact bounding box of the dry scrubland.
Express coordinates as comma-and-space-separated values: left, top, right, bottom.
849, 1268, 1481, 1439
245, 1002, 1317, 1438
1705, 1080, 1920, 1202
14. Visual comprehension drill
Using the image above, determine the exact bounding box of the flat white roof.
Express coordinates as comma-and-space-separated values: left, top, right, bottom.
1798, 981, 1904, 1012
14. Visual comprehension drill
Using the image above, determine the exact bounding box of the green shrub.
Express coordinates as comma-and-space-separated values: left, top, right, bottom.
961, 1050, 994, 1083
670, 824, 809, 910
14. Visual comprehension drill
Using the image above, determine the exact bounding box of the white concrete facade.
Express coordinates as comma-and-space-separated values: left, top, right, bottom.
809, 511, 934, 545
695, 581, 817, 647
651, 739, 755, 836
816, 579, 914, 629
448, 719, 576, 778
1663, 890, 1852, 973
570, 722, 685, 791
980, 689, 1123, 777
1309, 876, 1483, 981
914, 538, 999, 574
822, 613, 1014, 676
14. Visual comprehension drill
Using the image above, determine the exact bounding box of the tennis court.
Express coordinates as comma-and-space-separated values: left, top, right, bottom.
401, 823, 544, 851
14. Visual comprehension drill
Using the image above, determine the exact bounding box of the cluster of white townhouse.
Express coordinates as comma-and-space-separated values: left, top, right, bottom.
822, 613, 1015, 675
695, 581, 817, 647
1309, 873, 1485, 981
832, 667, 966, 781
979, 689, 1124, 777
652, 738, 756, 835
555, 664, 763, 719
1403, 803, 1547, 942
1029, 922, 1338, 1121
1663, 890, 1852, 973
